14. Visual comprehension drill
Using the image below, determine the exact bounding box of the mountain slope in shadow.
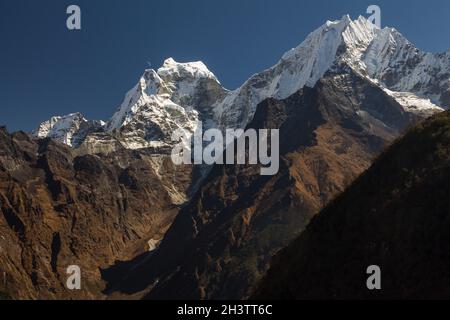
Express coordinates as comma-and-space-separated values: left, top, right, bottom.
255, 110, 450, 299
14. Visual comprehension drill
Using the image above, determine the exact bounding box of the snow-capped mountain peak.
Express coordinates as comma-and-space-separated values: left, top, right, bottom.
34, 15, 449, 150
158, 58, 219, 82
100, 58, 227, 149
33, 113, 104, 147
214, 14, 447, 129
107, 58, 223, 132
212, 16, 347, 129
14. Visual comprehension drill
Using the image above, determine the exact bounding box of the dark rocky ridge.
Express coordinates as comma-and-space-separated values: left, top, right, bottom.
254, 110, 450, 299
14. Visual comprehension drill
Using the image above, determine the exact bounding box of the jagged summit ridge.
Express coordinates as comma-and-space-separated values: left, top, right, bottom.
34, 15, 449, 149
107, 58, 222, 131
213, 15, 446, 130
103, 57, 227, 150
34, 58, 227, 151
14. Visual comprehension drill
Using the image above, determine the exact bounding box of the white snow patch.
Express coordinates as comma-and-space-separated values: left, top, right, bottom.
383, 88, 443, 115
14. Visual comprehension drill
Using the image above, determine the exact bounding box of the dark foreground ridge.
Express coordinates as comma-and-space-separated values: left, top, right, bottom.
255, 110, 450, 299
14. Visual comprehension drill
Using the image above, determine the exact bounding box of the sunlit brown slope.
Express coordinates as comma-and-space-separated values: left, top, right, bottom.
0, 129, 194, 299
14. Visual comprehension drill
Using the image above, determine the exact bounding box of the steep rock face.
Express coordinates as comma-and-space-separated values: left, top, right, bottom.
254, 110, 450, 299
0, 128, 194, 299
105, 70, 426, 299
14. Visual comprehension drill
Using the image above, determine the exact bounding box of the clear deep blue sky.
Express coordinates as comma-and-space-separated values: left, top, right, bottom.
1, 0, 449, 132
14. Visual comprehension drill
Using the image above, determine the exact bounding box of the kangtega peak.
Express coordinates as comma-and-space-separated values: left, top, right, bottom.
34, 15, 449, 151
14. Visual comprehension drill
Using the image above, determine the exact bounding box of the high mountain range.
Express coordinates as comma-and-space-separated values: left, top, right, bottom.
0, 15, 449, 299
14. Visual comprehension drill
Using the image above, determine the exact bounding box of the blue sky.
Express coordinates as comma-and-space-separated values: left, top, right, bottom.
1, 0, 449, 132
